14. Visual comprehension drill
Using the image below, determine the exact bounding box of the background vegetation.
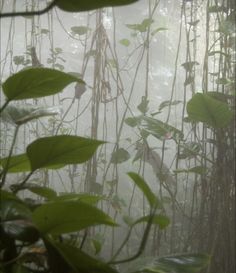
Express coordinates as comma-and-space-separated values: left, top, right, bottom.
0, 0, 235, 272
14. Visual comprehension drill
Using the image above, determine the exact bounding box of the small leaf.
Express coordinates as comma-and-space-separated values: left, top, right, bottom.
26, 135, 104, 171
125, 116, 141, 127
188, 20, 200, 26
2, 68, 82, 101
32, 200, 117, 234
137, 96, 149, 114
56, 0, 138, 12
111, 148, 130, 164
0, 153, 31, 173
173, 166, 207, 175
133, 214, 170, 229
128, 172, 157, 208
151, 27, 168, 36
119, 38, 131, 47
27, 186, 57, 200
54, 193, 103, 205
181, 61, 199, 71
159, 100, 182, 111
71, 26, 91, 35
187, 93, 233, 128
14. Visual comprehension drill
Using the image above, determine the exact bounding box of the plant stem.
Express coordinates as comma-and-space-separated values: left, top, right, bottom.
0, 100, 10, 115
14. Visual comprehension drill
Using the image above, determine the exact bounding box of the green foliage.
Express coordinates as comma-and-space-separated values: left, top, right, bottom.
187, 93, 233, 128
56, 0, 139, 12
27, 135, 104, 171
128, 172, 157, 208
0, 1, 211, 271
32, 200, 117, 234
2, 67, 82, 101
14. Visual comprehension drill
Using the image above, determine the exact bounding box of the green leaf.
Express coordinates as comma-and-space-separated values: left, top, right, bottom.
49, 240, 118, 273
187, 93, 233, 128
27, 186, 57, 200
119, 38, 131, 47
56, 0, 138, 12
0, 154, 31, 173
133, 214, 170, 229
32, 200, 117, 234
127, 254, 209, 273
141, 116, 184, 141
151, 27, 168, 36
127, 172, 157, 208
0, 104, 60, 125
26, 135, 104, 171
111, 148, 130, 164
158, 100, 182, 111
0, 199, 39, 243
53, 193, 104, 204
2, 68, 82, 101
138, 96, 149, 114
71, 26, 91, 35
173, 166, 207, 175
178, 142, 201, 159
125, 116, 141, 127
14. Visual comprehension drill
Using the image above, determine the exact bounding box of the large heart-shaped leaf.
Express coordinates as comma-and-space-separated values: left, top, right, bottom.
187, 93, 233, 128
56, 0, 139, 12
26, 135, 104, 171
32, 200, 117, 234
2, 68, 82, 101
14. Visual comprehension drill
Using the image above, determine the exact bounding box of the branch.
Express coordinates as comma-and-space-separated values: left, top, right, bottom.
0, 0, 58, 18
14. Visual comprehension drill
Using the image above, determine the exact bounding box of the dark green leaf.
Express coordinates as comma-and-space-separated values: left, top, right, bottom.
50, 240, 118, 273
111, 148, 130, 164
133, 214, 170, 229
2, 219, 40, 243
0, 154, 31, 173
56, 0, 138, 12
187, 93, 233, 128
128, 172, 157, 208
151, 27, 168, 36
2, 68, 82, 101
26, 135, 104, 171
32, 200, 117, 234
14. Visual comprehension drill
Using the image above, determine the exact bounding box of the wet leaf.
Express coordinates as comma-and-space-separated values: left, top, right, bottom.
26, 135, 104, 171
56, 0, 138, 12
49, 240, 118, 273
2, 68, 82, 101
32, 200, 117, 235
